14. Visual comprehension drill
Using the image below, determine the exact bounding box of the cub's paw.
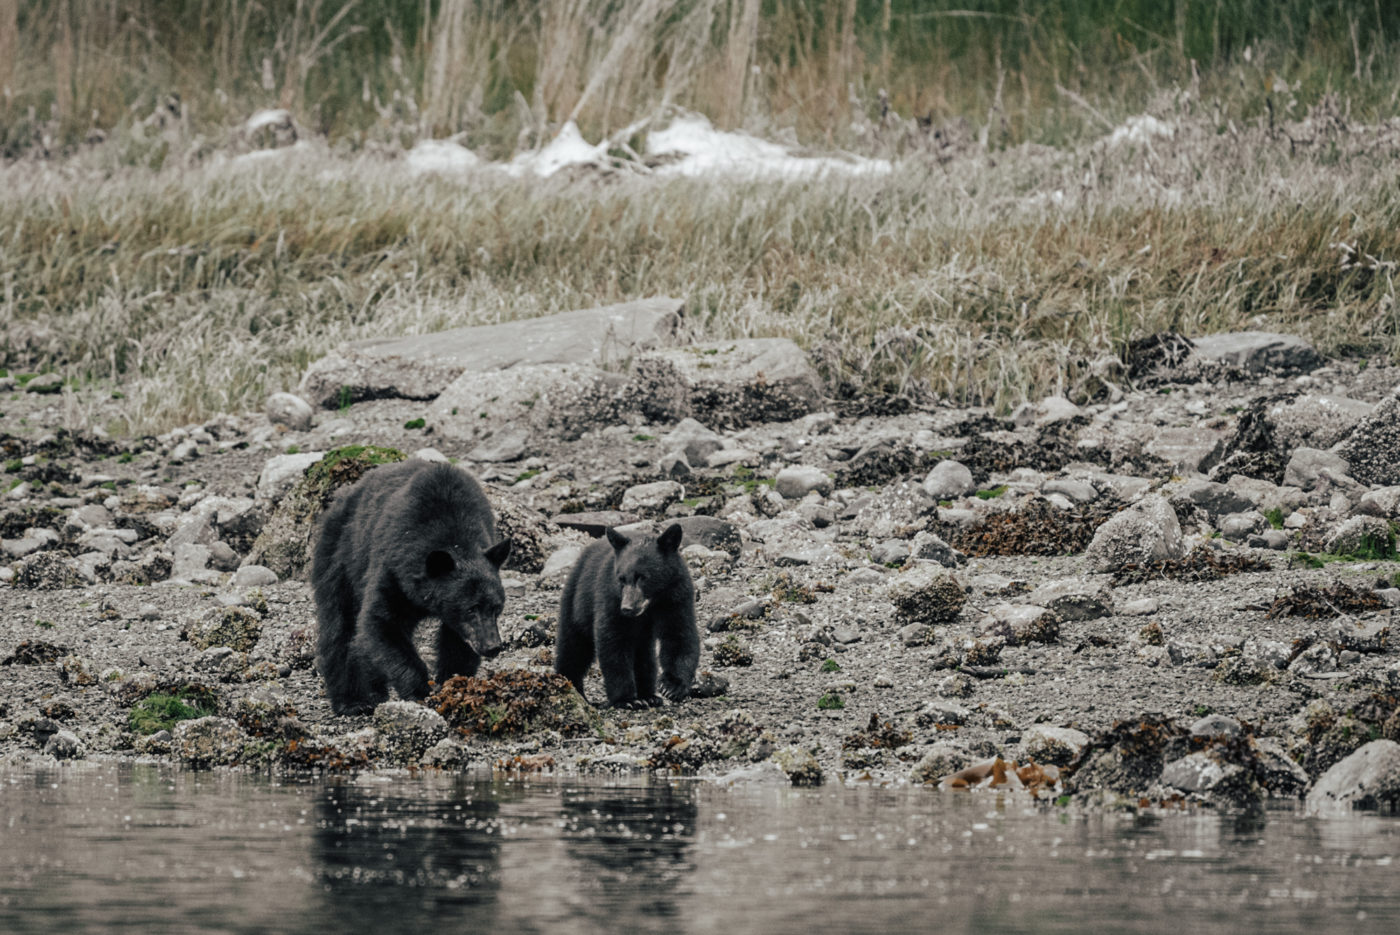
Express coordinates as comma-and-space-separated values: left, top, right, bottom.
658, 681, 691, 703
609, 697, 652, 711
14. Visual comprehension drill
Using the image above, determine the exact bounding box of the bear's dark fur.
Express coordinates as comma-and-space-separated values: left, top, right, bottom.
554, 524, 699, 709
312, 459, 511, 715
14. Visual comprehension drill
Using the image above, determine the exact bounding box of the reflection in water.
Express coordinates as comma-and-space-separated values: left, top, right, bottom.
1, 765, 1398, 935
557, 783, 697, 924
310, 780, 504, 923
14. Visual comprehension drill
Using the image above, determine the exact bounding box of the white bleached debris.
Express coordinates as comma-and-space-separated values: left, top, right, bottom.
647, 114, 891, 180
506, 121, 608, 178
244, 108, 294, 135
1104, 114, 1174, 148
405, 139, 483, 175
229, 140, 316, 167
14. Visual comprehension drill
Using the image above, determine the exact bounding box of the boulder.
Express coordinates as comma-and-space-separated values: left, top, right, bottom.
1188, 331, 1322, 374
299, 297, 683, 408
1305, 740, 1400, 816
1084, 496, 1183, 571
1338, 395, 1400, 486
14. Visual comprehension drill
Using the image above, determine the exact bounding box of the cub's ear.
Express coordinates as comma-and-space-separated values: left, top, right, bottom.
426, 550, 456, 577
484, 539, 512, 568
606, 527, 630, 551
657, 523, 684, 553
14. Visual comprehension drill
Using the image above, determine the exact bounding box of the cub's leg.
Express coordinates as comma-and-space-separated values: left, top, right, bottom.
657, 602, 700, 703
436, 624, 482, 686
632, 625, 662, 707
553, 605, 596, 698
596, 619, 646, 709
315, 577, 370, 715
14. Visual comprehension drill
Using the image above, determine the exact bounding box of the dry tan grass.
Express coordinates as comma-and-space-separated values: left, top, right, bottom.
2, 101, 1396, 435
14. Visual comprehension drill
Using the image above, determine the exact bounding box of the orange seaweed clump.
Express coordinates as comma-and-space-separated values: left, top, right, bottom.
494, 753, 556, 773
939, 757, 1062, 797
429, 668, 599, 737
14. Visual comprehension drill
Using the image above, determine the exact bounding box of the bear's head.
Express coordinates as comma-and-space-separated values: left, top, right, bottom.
421, 539, 512, 656
606, 523, 684, 617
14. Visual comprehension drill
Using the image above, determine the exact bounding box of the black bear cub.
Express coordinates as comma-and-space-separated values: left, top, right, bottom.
312, 459, 512, 715
555, 523, 699, 709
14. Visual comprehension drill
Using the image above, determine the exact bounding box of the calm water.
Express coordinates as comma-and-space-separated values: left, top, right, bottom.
1, 765, 1397, 934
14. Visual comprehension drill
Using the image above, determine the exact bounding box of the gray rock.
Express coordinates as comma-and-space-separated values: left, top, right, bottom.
1189, 714, 1242, 738
255, 451, 325, 501
24, 373, 64, 394
1189, 331, 1322, 374
870, 540, 910, 565
1043, 477, 1097, 503
232, 564, 278, 588
299, 296, 683, 407
1022, 725, 1090, 766
1253, 738, 1310, 797
265, 392, 314, 431
706, 448, 759, 468
640, 338, 824, 428
1144, 426, 1228, 474
1324, 515, 1393, 555
467, 425, 531, 462
171, 542, 213, 580
373, 701, 449, 764
1026, 577, 1113, 621
43, 729, 86, 759
620, 480, 684, 513
413, 447, 450, 463
909, 743, 973, 783
885, 566, 966, 625
1260, 529, 1290, 550
1119, 597, 1159, 616
774, 466, 832, 500
1219, 510, 1267, 542
1084, 496, 1184, 571
922, 460, 975, 500
541, 544, 584, 579
1305, 740, 1400, 816
431, 363, 626, 444
1355, 486, 1400, 520
1283, 447, 1352, 490
670, 516, 741, 558
659, 453, 691, 478
908, 531, 961, 568
172, 717, 249, 768
1175, 479, 1254, 517
1337, 395, 1400, 487
661, 417, 724, 464
1160, 752, 1260, 806
1266, 394, 1372, 451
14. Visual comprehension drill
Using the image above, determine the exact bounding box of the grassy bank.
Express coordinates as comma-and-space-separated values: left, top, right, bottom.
3, 1, 1397, 157
2, 104, 1396, 435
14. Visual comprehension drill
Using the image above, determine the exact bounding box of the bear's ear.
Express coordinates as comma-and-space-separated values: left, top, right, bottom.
606, 527, 630, 551
657, 523, 683, 553
484, 539, 512, 567
426, 550, 455, 577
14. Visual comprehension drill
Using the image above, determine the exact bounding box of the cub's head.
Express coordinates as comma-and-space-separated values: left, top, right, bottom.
606, 523, 685, 617
420, 539, 512, 656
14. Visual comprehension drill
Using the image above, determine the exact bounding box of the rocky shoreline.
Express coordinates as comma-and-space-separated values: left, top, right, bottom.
3, 309, 1399, 815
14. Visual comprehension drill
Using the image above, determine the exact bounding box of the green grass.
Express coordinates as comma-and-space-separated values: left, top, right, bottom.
975, 485, 1009, 500
403, 418, 426, 430
816, 692, 846, 711
820, 658, 841, 673
1264, 507, 1286, 529
128, 689, 216, 735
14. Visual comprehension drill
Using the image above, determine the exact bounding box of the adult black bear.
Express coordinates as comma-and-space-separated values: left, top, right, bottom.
555, 523, 699, 709
312, 459, 511, 715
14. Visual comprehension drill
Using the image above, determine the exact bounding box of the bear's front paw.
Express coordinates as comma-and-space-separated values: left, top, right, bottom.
609, 697, 651, 710
658, 681, 690, 702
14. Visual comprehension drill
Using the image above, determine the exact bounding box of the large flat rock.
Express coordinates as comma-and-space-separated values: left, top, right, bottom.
298, 296, 683, 407
1189, 331, 1321, 375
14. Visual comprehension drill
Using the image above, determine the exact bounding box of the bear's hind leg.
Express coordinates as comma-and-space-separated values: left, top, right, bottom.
553, 609, 596, 698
